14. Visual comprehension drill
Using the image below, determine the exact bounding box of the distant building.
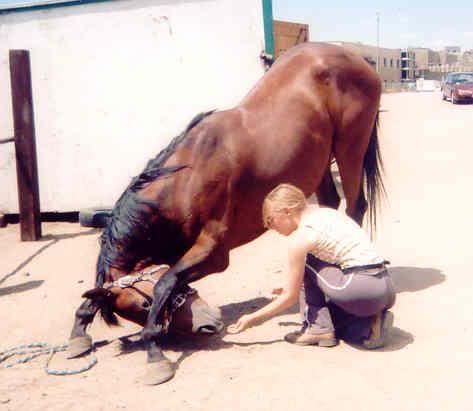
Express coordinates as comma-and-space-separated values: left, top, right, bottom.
401, 49, 416, 81
407, 47, 441, 79
426, 46, 473, 78
401, 46, 472, 81
445, 46, 461, 56
461, 49, 473, 66
439, 50, 459, 66
328, 41, 401, 88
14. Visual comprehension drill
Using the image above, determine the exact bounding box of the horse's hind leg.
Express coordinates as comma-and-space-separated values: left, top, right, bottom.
315, 163, 340, 210
334, 119, 373, 226
336, 152, 367, 225
67, 299, 99, 358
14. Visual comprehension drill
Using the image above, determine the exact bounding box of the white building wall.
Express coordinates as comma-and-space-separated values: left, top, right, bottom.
0, 0, 265, 212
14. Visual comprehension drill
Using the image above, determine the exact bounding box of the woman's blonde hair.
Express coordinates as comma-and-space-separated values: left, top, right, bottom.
262, 183, 307, 228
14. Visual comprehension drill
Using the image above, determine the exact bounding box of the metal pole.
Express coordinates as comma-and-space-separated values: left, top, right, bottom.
376, 12, 380, 73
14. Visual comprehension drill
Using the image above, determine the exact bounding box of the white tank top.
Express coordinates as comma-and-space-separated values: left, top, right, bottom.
297, 205, 384, 269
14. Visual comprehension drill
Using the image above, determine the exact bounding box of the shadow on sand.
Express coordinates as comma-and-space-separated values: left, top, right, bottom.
0, 228, 99, 291
0, 280, 45, 297
94, 297, 284, 372
389, 266, 446, 293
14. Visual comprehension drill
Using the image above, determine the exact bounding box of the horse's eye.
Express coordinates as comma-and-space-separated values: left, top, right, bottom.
142, 301, 150, 309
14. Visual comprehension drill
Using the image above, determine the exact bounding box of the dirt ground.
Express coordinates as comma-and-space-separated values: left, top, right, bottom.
1, 92, 472, 411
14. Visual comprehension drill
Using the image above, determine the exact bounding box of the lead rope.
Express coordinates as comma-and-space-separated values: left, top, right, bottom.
0, 342, 97, 376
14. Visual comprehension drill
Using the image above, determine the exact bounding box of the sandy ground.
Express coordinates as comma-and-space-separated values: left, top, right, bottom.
1, 92, 472, 411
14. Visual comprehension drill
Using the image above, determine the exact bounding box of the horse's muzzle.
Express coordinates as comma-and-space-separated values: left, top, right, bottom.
191, 306, 224, 335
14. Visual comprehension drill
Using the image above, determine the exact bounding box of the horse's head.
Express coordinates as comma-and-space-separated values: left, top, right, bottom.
82, 265, 223, 336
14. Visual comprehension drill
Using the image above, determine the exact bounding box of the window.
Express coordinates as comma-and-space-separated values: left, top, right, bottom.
390, 59, 393, 67
383, 58, 387, 67
451, 73, 473, 83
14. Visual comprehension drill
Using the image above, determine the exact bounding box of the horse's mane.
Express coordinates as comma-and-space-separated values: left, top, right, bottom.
126, 110, 215, 193
96, 111, 215, 290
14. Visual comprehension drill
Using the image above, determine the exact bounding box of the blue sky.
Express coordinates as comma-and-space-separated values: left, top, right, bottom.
273, 0, 473, 51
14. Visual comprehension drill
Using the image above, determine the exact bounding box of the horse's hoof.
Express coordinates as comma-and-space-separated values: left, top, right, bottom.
67, 335, 93, 359
142, 359, 175, 385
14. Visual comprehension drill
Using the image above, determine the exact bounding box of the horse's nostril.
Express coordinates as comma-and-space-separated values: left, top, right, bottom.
198, 320, 224, 335
198, 325, 217, 334
142, 301, 150, 309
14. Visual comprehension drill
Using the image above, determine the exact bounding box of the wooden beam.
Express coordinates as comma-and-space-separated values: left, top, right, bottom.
9, 50, 41, 241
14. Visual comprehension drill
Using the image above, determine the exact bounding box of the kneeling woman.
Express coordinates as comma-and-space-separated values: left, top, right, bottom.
228, 183, 395, 348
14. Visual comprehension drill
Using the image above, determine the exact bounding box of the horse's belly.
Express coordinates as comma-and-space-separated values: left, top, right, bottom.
251, 132, 330, 181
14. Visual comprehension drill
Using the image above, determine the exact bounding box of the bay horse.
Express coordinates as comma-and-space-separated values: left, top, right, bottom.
67, 42, 384, 384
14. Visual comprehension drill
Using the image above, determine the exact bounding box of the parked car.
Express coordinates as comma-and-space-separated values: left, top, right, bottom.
442, 72, 473, 104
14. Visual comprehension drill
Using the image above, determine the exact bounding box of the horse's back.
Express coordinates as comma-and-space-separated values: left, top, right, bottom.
275, 42, 381, 93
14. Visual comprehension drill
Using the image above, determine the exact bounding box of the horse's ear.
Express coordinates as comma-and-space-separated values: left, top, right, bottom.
82, 287, 114, 301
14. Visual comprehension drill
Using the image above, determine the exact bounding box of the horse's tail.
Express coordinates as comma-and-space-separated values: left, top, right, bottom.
363, 111, 386, 235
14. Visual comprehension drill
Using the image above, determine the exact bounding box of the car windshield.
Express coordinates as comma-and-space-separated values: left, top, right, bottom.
452, 74, 473, 83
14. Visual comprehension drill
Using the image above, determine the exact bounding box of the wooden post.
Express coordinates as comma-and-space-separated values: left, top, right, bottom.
9, 50, 41, 241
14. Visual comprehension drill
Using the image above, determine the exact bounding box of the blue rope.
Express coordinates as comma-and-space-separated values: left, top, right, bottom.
0, 342, 97, 375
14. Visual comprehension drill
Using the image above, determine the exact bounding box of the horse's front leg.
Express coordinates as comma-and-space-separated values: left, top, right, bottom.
142, 228, 223, 385
67, 265, 112, 358
67, 298, 99, 358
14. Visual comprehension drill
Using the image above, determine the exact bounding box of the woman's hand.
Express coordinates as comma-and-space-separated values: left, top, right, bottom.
227, 314, 256, 334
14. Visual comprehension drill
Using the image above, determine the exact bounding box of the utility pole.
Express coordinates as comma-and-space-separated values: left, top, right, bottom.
376, 12, 380, 73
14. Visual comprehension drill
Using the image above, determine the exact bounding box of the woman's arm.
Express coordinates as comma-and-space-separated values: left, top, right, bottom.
227, 232, 312, 333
